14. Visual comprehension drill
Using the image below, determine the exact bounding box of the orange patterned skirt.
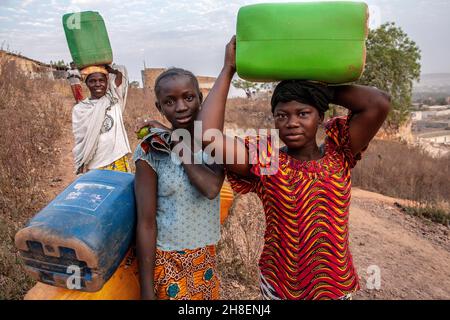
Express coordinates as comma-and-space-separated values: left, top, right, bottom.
100, 155, 130, 173
154, 245, 220, 300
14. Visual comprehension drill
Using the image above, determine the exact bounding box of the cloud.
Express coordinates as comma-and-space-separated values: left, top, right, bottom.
21, 0, 34, 8
71, 0, 113, 5
1, 0, 448, 81
3, 7, 28, 14
19, 21, 53, 28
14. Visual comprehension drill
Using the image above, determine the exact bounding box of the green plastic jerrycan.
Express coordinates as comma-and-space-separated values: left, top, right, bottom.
236, 1, 369, 84
62, 11, 113, 69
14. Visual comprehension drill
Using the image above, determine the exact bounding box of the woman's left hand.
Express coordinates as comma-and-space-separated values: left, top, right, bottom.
224, 35, 236, 73
104, 64, 117, 74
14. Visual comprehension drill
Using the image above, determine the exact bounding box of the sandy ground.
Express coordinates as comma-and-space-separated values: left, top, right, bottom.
350, 189, 450, 300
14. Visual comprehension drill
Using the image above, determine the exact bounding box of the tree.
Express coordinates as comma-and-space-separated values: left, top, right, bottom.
55, 60, 68, 68
50, 60, 68, 70
232, 78, 278, 99
358, 22, 421, 129
259, 82, 277, 93
436, 97, 448, 106
232, 78, 259, 98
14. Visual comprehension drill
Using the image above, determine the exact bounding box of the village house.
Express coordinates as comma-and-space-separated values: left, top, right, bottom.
418, 131, 450, 144
411, 106, 450, 121
0, 50, 66, 80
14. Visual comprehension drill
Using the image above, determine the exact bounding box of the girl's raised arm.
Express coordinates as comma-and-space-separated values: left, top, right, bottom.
197, 36, 236, 133
197, 36, 252, 176
332, 85, 391, 155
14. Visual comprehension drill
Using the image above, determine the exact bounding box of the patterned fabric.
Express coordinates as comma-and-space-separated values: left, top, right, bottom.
154, 246, 219, 300
227, 115, 362, 300
133, 141, 220, 251
140, 128, 172, 155
259, 271, 353, 300
100, 155, 130, 173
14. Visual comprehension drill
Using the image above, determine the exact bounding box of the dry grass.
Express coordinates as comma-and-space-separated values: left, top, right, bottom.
225, 97, 274, 130
398, 205, 450, 226
217, 192, 265, 299
0, 59, 67, 299
352, 139, 450, 225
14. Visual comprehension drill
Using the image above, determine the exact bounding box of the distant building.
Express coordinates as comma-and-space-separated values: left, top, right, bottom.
141, 68, 166, 92
0, 50, 66, 80
411, 111, 423, 121
196, 76, 216, 98
426, 105, 449, 111
141, 67, 216, 97
411, 107, 450, 121
418, 131, 450, 144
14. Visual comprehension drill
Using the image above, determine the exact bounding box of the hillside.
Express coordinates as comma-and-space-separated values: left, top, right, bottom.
414, 73, 450, 90
413, 73, 450, 99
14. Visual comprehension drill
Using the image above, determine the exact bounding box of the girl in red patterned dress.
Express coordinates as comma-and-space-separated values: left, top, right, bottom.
197, 36, 391, 300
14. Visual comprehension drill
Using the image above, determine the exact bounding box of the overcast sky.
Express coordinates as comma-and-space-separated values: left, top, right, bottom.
1, 0, 449, 88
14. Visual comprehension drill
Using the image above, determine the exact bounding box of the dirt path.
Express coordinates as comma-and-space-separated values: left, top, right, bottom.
350, 188, 450, 300
44, 98, 76, 201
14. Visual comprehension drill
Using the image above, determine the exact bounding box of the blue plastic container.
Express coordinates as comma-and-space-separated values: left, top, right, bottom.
15, 170, 136, 292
